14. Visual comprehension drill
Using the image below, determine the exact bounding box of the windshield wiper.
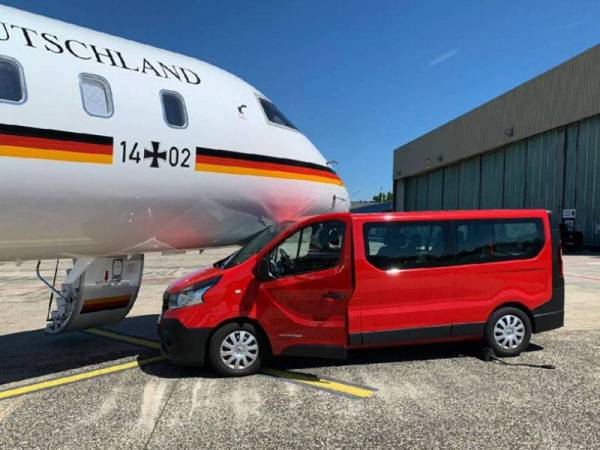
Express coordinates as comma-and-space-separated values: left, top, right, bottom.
216, 250, 239, 269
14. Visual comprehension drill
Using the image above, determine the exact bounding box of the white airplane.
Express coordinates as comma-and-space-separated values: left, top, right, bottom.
0, 6, 349, 334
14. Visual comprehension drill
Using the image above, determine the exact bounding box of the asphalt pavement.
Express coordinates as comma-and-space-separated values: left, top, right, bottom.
0, 251, 598, 449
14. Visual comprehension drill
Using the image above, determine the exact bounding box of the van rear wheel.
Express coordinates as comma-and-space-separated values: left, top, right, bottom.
208, 322, 262, 377
484, 307, 532, 357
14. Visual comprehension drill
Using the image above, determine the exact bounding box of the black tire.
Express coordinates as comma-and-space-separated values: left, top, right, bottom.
208, 322, 263, 377
484, 307, 532, 357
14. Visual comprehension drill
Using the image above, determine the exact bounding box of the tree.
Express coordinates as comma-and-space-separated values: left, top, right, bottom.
371, 191, 393, 203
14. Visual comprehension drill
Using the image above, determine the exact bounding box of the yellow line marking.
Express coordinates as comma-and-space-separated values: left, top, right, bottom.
0, 356, 165, 401
261, 367, 377, 399
85, 328, 162, 350
89, 329, 377, 399
0, 145, 112, 164
1, 328, 375, 401
195, 162, 344, 186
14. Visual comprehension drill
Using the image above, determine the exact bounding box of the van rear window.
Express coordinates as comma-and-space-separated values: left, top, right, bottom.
455, 219, 544, 264
364, 218, 545, 271
364, 221, 451, 270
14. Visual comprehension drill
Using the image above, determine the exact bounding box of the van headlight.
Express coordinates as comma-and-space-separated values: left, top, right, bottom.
167, 276, 221, 310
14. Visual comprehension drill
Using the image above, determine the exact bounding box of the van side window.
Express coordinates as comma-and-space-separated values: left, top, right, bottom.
269, 221, 345, 277
0, 56, 25, 103
79, 74, 113, 117
161, 90, 188, 128
364, 221, 451, 270
258, 98, 298, 130
455, 219, 544, 264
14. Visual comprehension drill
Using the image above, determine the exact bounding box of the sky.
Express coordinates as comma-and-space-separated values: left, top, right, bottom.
4, 0, 600, 200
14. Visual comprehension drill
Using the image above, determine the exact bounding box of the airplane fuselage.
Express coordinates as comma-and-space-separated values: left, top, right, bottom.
0, 6, 348, 262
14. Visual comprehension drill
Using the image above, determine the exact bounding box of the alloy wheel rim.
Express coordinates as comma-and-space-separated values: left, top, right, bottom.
220, 330, 259, 370
494, 314, 525, 350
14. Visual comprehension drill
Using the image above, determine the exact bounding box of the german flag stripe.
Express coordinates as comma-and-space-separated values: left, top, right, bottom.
196, 154, 341, 180
0, 123, 112, 145
0, 134, 113, 155
195, 147, 343, 186
0, 124, 113, 165
81, 295, 131, 314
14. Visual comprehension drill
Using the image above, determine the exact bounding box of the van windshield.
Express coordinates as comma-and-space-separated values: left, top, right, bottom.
220, 221, 296, 269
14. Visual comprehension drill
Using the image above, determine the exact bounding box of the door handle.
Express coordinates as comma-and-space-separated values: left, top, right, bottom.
322, 291, 344, 301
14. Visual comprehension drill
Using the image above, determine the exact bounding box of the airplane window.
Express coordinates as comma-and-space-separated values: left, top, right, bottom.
79, 74, 113, 118
0, 56, 25, 103
161, 90, 188, 128
259, 98, 298, 130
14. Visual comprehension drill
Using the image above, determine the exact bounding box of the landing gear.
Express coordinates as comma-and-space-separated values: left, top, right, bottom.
42, 255, 144, 334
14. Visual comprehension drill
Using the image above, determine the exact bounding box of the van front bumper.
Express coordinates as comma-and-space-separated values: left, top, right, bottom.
159, 318, 212, 366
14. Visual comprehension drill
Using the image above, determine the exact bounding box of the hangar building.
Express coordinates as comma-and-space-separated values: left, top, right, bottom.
393, 44, 600, 248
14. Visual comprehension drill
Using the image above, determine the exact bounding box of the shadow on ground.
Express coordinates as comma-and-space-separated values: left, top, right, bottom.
139, 336, 545, 379
0, 313, 547, 386
0, 314, 161, 386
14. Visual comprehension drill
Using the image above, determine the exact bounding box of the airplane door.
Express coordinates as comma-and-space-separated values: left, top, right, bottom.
45, 255, 144, 334
256, 219, 353, 359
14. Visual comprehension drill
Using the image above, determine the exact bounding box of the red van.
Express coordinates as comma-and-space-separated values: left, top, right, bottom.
159, 210, 564, 376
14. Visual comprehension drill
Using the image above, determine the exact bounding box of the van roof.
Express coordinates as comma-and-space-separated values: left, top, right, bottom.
288, 209, 550, 227
350, 209, 550, 221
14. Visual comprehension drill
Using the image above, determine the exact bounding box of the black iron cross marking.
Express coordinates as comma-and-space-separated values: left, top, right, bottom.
144, 141, 166, 168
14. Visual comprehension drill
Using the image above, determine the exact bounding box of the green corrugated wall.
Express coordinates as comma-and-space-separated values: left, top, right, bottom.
563, 124, 578, 210
416, 175, 428, 210
576, 117, 600, 246
442, 165, 459, 209
427, 169, 443, 210
458, 157, 481, 209
503, 142, 527, 208
525, 129, 564, 210
404, 177, 417, 211
401, 114, 600, 247
480, 149, 504, 208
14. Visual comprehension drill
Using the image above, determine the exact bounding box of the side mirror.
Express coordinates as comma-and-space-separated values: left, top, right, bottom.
254, 257, 273, 282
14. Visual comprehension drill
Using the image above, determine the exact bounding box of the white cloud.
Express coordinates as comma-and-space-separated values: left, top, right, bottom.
561, 19, 591, 29
428, 48, 459, 67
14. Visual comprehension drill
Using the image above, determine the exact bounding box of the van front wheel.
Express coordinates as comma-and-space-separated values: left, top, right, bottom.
484, 307, 532, 357
208, 323, 262, 377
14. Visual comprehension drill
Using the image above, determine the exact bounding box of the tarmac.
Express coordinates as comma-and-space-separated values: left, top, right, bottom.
0, 250, 599, 449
